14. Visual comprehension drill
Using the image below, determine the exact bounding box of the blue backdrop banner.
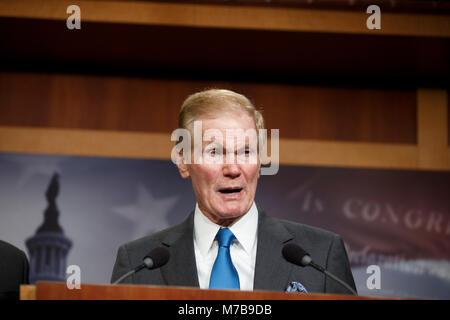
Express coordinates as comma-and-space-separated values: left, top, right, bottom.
0, 152, 448, 299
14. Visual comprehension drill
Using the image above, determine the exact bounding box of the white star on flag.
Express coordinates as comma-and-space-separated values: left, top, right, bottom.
112, 184, 179, 240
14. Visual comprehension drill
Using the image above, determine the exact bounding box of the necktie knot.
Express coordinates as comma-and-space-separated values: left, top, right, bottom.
216, 228, 236, 248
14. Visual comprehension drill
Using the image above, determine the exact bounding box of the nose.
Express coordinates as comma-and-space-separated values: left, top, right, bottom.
222, 163, 241, 178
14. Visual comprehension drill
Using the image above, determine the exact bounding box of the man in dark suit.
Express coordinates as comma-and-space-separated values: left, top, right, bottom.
112, 89, 356, 294
0, 240, 29, 300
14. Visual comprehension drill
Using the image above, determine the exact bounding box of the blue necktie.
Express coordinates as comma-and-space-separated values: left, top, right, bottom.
209, 228, 240, 289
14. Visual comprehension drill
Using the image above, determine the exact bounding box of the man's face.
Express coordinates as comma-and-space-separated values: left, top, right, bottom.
177, 111, 261, 226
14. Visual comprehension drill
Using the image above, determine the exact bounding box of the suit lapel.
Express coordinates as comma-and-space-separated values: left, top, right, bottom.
159, 212, 200, 287
253, 211, 294, 291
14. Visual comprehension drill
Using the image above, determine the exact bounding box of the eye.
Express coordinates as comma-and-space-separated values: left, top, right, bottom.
209, 148, 218, 156
236, 149, 250, 156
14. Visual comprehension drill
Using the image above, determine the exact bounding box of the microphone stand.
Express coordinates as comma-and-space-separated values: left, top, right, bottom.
309, 262, 358, 296
112, 264, 146, 285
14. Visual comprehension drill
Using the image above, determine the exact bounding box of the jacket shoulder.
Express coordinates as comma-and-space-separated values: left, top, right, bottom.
273, 216, 340, 242
119, 216, 190, 256
268, 215, 344, 263
0, 240, 28, 261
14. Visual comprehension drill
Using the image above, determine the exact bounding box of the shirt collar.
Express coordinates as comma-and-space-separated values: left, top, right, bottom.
193, 202, 259, 257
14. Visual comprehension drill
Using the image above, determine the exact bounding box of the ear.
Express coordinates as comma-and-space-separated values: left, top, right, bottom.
177, 158, 190, 179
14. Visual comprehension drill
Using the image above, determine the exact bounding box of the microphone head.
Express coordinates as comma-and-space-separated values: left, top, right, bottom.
282, 243, 312, 267
143, 247, 170, 270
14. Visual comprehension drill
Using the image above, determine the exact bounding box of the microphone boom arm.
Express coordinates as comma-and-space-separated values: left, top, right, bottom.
112, 264, 145, 285
309, 261, 357, 296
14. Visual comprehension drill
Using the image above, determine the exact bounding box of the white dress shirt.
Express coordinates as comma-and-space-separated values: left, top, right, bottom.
193, 202, 258, 291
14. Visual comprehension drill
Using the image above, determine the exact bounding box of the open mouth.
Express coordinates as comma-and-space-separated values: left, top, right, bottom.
219, 188, 243, 194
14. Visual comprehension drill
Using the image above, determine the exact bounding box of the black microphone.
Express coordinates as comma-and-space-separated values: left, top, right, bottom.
113, 247, 170, 285
282, 243, 357, 295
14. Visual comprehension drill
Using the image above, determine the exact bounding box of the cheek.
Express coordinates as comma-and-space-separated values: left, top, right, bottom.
190, 165, 221, 191
243, 165, 260, 185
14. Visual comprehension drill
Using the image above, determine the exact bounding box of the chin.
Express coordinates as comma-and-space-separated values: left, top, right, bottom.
219, 203, 249, 217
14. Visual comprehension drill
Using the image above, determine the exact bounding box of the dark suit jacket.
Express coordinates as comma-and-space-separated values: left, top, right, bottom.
111, 210, 356, 294
0, 240, 30, 300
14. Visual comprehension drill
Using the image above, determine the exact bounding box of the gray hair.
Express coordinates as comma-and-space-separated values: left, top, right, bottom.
178, 89, 265, 131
